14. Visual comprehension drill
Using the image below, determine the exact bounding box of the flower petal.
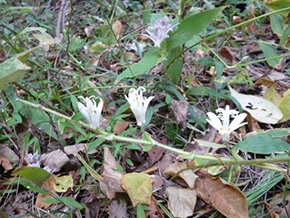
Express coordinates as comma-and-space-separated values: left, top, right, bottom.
228, 113, 247, 132
130, 107, 143, 126
206, 112, 223, 131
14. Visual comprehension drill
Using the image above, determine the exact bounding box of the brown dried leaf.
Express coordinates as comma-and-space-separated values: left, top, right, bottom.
264, 201, 279, 218
268, 191, 290, 218
102, 147, 124, 193
148, 146, 164, 164
145, 196, 165, 218
164, 161, 198, 189
112, 20, 123, 40
85, 26, 94, 38
254, 77, 276, 86
0, 153, 13, 171
195, 175, 248, 218
35, 175, 56, 209
109, 199, 128, 218
220, 47, 233, 63
151, 175, 163, 192
166, 186, 196, 218
42, 149, 69, 173
170, 99, 189, 130
113, 119, 129, 135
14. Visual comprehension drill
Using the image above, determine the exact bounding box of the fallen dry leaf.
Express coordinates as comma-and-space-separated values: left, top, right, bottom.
148, 146, 164, 164
35, 175, 56, 210
219, 46, 233, 63
268, 191, 290, 218
42, 144, 96, 172
0, 153, 13, 171
166, 186, 197, 218
145, 196, 165, 218
113, 119, 129, 135
170, 99, 189, 130
264, 86, 290, 123
195, 175, 248, 218
112, 20, 123, 40
164, 161, 198, 189
121, 172, 153, 207
108, 199, 128, 218
0, 144, 19, 164
102, 147, 124, 194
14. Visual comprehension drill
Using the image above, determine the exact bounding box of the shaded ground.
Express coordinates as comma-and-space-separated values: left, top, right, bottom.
1, 0, 290, 217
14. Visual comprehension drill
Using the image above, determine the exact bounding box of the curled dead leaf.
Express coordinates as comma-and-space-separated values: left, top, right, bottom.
166, 186, 197, 218
170, 99, 189, 130
164, 161, 198, 189
112, 20, 123, 40
195, 175, 248, 218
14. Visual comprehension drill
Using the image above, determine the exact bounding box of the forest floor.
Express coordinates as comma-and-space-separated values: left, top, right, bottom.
1, 0, 290, 217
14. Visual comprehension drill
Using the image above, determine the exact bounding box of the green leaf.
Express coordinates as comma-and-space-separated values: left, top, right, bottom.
13, 166, 51, 187
270, 15, 285, 36
136, 204, 146, 218
0, 56, 28, 90
87, 138, 105, 152
77, 154, 104, 182
27, 105, 58, 139
164, 46, 183, 84
258, 40, 283, 68
236, 134, 290, 154
167, 7, 224, 50
121, 172, 152, 207
258, 128, 290, 137
0, 46, 40, 90
142, 132, 153, 152
58, 196, 84, 209
280, 23, 290, 46
14, 178, 48, 194
42, 196, 84, 209
18, 27, 47, 35
116, 47, 165, 82
68, 36, 86, 53
264, 0, 290, 17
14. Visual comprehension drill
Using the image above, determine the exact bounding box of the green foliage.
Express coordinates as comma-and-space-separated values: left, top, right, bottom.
2, 0, 290, 217
236, 129, 290, 154
116, 47, 165, 82
258, 40, 283, 68
12, 166, 50, 187
0, 48, 37, 90
166, 7, 224, 50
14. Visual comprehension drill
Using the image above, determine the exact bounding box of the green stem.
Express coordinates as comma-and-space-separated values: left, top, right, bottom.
239, 53, 290, 67
16, 98, 290, 172
166, 6, 290, 71
202, 7, 290, 43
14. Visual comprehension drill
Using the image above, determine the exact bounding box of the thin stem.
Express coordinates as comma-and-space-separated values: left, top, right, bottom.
16, 98, 290, 172
166, 6, 290, 71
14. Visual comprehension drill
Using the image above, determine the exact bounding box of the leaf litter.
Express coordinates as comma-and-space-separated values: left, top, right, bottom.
1, 1, 290, 217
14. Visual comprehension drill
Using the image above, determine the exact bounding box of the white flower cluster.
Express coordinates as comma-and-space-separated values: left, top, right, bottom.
143, 17, 179, 47
26, 152, 52, 173
77, 88, 247, 142
78, 87, 154, 128
206, 105, 247, 141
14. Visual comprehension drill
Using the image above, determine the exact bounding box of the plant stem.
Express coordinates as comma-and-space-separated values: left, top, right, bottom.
17, 98, 290, 172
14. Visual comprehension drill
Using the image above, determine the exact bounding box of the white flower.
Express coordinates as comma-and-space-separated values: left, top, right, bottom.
26, 152, 52, 173
143, 17, 179, 47
27, 152, 44, 168
77, 96, 103, 129
206, 105, 247, 141
125, 87, 154, 126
